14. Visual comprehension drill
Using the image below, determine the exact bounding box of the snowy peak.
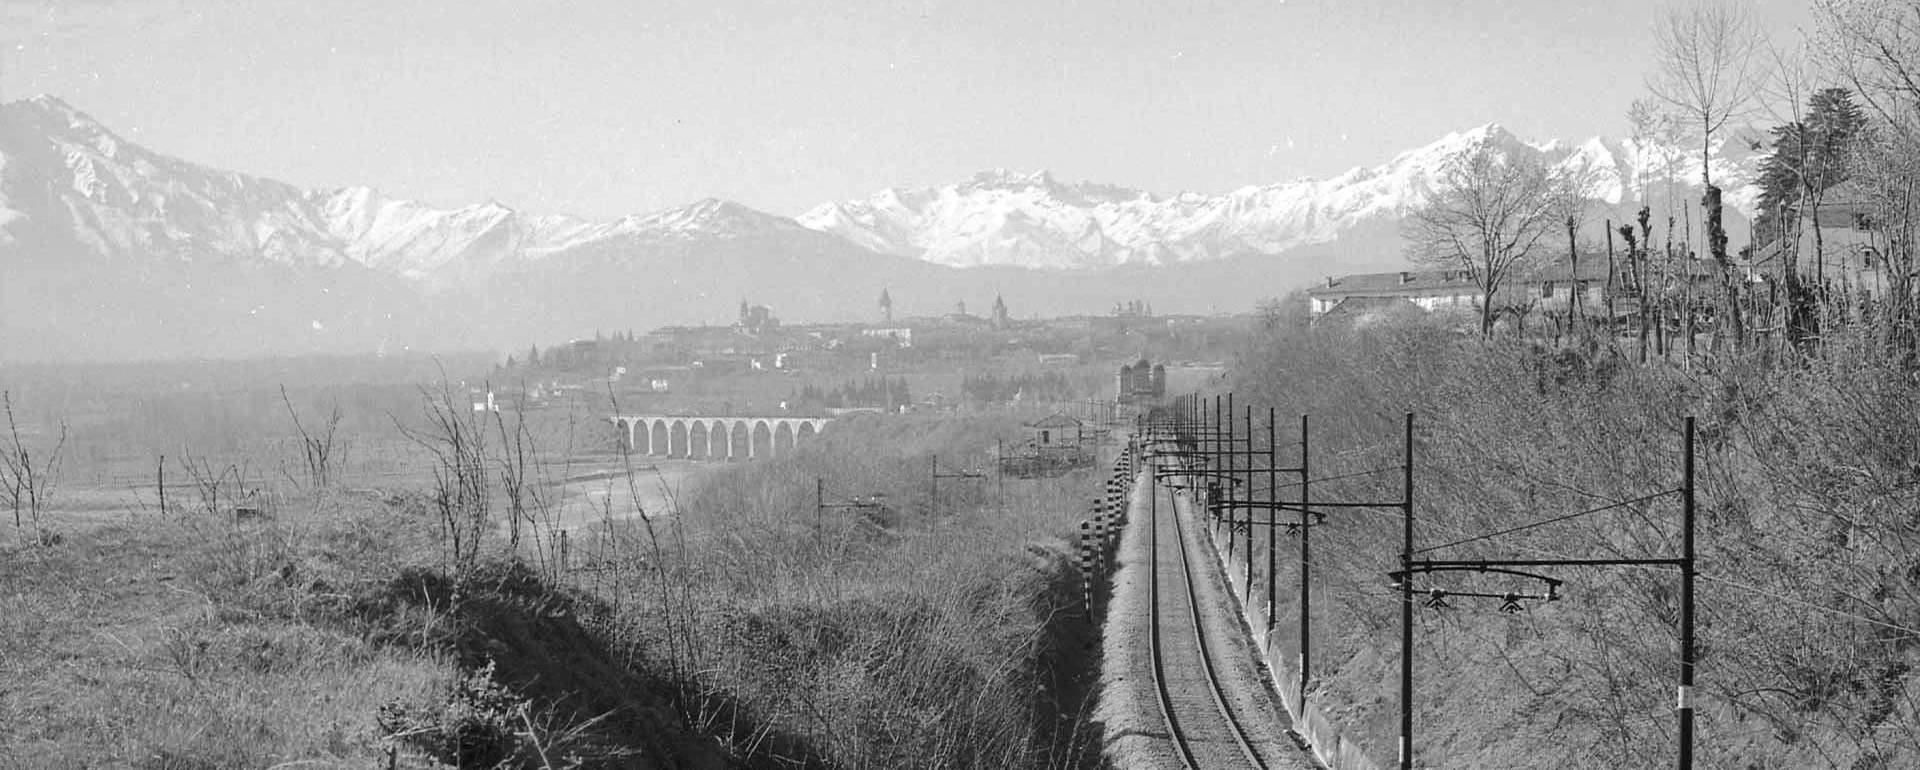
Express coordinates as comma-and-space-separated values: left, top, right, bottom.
0, 95, 810, 288
625, 197, 806, 240
799, 123, 1767, 270
9, 94, 126, 158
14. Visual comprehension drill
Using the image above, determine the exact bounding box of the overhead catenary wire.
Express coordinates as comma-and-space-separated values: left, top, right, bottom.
1265, 461, 1920, 643
1695, 572, 1920, 639
1243, 465, 1403, 495
1261, 473, 1651, 573
1411, 488, 1680, 555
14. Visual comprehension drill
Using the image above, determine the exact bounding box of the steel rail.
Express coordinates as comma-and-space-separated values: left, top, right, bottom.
1148, 466, 1202, 769
1148, 461, 1269, 769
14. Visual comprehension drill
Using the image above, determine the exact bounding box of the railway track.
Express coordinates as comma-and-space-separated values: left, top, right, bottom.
1145, 438, 1303, 769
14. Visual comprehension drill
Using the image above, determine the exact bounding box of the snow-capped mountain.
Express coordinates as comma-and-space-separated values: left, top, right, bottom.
0, 96, 815, 293
798, 124, 1766, 270
0, 93, 1778, 362
0, 95, 958, 361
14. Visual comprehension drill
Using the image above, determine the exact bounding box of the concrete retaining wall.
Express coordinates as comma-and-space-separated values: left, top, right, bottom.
1207, 516, 1387, 770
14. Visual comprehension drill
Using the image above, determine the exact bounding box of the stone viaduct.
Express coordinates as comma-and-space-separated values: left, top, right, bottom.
610, 414, 833, 460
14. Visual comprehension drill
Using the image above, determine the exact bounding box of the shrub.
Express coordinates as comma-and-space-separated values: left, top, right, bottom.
379, 661, 526, 768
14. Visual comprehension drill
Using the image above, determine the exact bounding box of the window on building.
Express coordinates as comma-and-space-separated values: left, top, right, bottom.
1854, 212, 1875, 231
1541, 281, 1556, 299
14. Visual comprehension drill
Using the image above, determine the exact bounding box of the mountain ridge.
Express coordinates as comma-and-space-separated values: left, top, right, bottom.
0, 95, 819, 293
797, 122, 1765, 270
0, 94, 1770, 361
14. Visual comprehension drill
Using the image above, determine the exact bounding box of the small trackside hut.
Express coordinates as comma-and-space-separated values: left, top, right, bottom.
998, 412, 1095, 478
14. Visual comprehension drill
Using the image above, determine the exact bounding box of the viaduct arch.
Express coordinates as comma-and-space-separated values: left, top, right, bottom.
610, 414, 833, 461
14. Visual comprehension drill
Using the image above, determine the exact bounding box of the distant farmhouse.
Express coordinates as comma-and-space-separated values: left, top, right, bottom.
1306, 257, 1681, 327
1747, 180, 1896, 298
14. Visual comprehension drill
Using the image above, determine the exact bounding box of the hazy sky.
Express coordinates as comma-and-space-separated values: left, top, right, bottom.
3, 0, 1813, 221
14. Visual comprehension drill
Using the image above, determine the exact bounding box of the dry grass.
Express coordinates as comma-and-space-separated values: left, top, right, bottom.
1228, 314, 1920, 769
563, 410, 1111, 770
0, 402, 1115, 769
0, 492, 453, 769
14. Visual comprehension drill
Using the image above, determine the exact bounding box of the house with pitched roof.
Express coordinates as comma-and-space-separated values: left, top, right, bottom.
1306, 257, 1622, 322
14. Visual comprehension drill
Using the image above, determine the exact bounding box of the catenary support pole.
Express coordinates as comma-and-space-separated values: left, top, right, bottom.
1267, 407, 1278, 630
1680, 416, 1696, 769
1400, 412, 1415, 770
1226, 393, 1236, 550
1244, 403, 1254, 605
1215, 395, 1225, 546
1301, 412, 1312, 710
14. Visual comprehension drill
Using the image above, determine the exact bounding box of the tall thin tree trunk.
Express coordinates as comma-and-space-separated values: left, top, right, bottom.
1567, 215, 1580, 340
1703, 134, 1713, 188
1606, 220, 1618, 345
1785, 184, 1818, 350
1661, 218, 1675, 360
1811, 190, 1827, 320
1639, 211, 1655, 363
1706, 184, 1742, 350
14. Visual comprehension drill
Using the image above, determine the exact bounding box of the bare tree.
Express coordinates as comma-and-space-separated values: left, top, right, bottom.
0, 391, 65, 543
280, 385, 341, 490
1649, 0, 1767, 348
1816, 0, 1920, 346
1648, 0, 1767, 188
1816, 0, 1920, 142
1758, 40, 1823, 347
397, 379, 493, 582
1404, 144, 1582, 337
1628, 100, 1693, 357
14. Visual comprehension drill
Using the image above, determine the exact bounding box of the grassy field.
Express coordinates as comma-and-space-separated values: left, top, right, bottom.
0, 490, 455, 767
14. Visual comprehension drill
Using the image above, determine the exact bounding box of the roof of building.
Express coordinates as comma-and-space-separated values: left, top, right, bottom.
1309, 270, 1477, 297
1314, 296, 1425, 325
1028, 412, 1083, 429
1309, 256, 1623, 298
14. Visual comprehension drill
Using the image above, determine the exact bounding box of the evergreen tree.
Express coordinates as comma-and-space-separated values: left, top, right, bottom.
1755, 122, 1809, 248
1754, 88, 1866, 346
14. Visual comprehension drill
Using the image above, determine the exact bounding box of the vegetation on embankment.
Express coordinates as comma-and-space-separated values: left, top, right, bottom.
1, 407, 1111, 769
1228, 315, 1920, 768
586, 409, 1110, 769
